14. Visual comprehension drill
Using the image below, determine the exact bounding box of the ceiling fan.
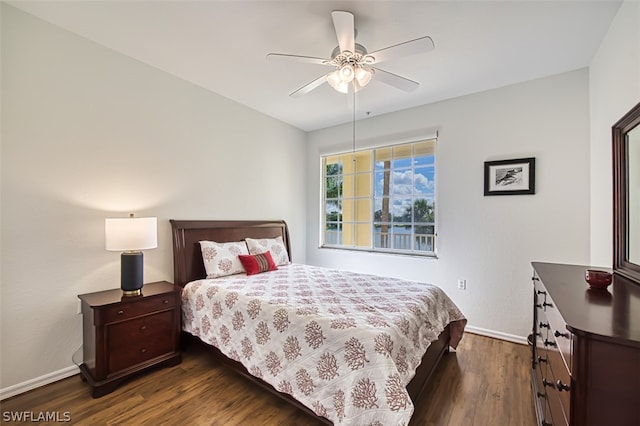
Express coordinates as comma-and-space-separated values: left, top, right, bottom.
266, 10, 435, 98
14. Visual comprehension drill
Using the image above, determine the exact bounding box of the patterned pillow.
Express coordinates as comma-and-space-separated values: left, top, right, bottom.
245, 236, 290, 266
199, 241, 249, 278
238, 252, 278, 275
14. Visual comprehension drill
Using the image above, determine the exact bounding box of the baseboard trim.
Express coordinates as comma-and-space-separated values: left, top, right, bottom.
465, 325, 528, 345
0, 365, 79, 400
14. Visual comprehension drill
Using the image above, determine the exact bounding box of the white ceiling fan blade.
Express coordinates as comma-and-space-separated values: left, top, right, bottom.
373, 68, 419, 92
290, 74, 329, 98
368, 36, 434, 64
266, 53, 331, 66
332, 10, 355, 53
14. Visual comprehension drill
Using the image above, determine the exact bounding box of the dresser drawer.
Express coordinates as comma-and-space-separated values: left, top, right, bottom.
547, 351, 571, 424
533, 273, 571, 426
536, 306, 557, 353
533, 358, 557, 426
543, 294, 572, 374
543, 350, 571, 425
101, 293, 178, 324
107, 310, 177, 374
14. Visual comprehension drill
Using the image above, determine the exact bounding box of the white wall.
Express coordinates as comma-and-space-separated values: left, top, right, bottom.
306, 70, 592, 340
0, 4, 306, 393
589, 1, 640, 267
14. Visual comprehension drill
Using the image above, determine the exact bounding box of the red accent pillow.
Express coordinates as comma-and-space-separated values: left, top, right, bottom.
238, 252, 278, 275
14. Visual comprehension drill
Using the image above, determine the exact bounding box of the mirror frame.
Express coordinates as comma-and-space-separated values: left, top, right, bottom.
613, 101, 640, 285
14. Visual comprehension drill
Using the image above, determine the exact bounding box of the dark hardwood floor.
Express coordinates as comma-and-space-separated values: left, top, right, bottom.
1, 332, 535, 425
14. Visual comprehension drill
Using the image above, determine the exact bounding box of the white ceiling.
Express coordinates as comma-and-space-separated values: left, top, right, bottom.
9, 1, 621, 132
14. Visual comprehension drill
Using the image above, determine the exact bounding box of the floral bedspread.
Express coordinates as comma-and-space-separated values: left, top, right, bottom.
182, 264, 466, 425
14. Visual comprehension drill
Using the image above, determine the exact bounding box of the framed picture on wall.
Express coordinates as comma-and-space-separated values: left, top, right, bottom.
484, 157, 535, 196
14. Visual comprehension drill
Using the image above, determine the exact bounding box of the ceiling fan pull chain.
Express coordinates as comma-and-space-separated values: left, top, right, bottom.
352, 88, 356, 155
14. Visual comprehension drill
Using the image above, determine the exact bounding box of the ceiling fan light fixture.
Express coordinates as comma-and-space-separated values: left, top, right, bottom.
327, 71, 350, 93
338, 64, 355, 82
355, 67, 373, 87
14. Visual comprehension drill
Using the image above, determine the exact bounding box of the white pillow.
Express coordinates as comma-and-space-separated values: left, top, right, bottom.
245, 236, 290, 266
199, 241, 249, 278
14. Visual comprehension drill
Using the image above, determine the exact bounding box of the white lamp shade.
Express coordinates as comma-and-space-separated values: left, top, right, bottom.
105, 217, 158, 251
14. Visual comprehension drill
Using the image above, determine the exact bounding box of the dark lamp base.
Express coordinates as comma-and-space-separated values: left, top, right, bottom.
121, 251, 144, 296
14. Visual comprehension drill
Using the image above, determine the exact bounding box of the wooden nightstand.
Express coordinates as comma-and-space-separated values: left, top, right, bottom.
78, 281, 181, 397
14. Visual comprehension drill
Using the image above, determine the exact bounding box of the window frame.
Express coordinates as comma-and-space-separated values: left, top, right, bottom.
320, 138, 438, 257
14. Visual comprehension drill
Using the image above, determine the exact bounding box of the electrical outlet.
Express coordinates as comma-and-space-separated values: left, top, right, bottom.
457, 279, 467, 290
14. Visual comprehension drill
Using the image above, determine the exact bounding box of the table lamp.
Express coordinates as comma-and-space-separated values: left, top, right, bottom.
105, 214, 158, 296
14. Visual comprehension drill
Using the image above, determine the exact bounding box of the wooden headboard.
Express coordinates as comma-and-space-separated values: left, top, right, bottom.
169, 220, 291, 287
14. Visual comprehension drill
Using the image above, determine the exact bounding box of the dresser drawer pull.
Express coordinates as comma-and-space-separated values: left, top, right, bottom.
543, 339, 557, 348
542, 301, 553, 308
556, 380, 570, 392
140, 348, 146, 353
539, 322, 550, 329
554, 330, 570, 339
536, 303, 543, 309
163, 299, 169, 304
536, 391, 547, 399
542, 379, 555, 389
140, 325, 147, 331
532, 276, 540, 281
537, 356, 548, 364
536, 289, 546, 295
118, 310, 124, 315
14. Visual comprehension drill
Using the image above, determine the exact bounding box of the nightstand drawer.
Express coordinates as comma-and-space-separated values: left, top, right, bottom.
107, 310, 176, 373
102, 294, 178, 324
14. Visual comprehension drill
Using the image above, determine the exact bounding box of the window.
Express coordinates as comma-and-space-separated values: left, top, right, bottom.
322, 139, 436, 255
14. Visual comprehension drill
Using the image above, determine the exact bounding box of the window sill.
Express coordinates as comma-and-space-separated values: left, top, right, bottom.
319, 245, 438, 259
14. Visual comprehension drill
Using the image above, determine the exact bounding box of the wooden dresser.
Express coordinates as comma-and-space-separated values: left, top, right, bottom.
531, 262, 640, 426
78, 281, 181, 397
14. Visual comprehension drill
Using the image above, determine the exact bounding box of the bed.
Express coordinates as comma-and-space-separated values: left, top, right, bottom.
170, 219, 466, 425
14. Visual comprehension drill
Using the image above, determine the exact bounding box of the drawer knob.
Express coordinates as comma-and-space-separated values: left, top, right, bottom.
542, 301, 553, 308
543, 339, 557, 348
536, 391, 547, 399
140, 325, 147, 331
536, 289, 546, 295
539, 322, 550, 329
536, 303, 543, 309
537, 356, 548, 364
532, 276, 540, 281
554, 330, 570, 339
118, 310, 124, 315
140, 348, 146, 353
556, 380, 571, 392
163, 299, 169, 304
542, 379, 555, 389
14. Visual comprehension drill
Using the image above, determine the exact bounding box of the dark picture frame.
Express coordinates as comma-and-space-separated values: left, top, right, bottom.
484, 157, 535, 196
